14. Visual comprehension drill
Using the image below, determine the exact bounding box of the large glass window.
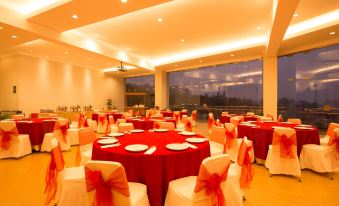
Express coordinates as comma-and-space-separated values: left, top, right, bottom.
278, 44, 339, 130
125, 75, 154, 108
168, 59, 263, 120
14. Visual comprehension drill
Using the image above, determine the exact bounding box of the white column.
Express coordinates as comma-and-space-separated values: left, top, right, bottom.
263, 56, 278, 119
155, 70, 168, 109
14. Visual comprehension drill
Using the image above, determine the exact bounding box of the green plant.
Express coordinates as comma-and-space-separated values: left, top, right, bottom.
105, 98, 115, 110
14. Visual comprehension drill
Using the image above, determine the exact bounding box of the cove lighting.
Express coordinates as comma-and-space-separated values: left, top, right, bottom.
0, 0, 68, 15
152, 36, 266, 66
157, 18, 163, 22
329, 31, 336, 35
285, 9, 339, 39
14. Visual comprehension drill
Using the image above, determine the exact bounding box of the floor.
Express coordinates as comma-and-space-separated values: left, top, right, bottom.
0, 122, 338, 206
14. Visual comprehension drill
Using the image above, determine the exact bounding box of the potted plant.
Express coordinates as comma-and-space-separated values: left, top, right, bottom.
105, 99, 115, 111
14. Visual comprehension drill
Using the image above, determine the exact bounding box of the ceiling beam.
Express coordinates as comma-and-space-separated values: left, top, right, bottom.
0, 6, 154, 70
265, 0, 299, 57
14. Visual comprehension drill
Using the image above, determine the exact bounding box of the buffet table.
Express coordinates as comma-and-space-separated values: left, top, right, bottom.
237, 122, 320, 162
92, 131, 210, 206
126, 117, 177, 130
15, 118, 56, 151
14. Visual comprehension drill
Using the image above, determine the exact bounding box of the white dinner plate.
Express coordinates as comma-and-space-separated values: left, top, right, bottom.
166, 143, 189, 151
180, 131, 196, 136
130, 129, 144, 133
107, 132, 124, 137
186, 137, 207, 143
125, 144, 149, 152
97, 139, 118, 145
154, 128, 169, 132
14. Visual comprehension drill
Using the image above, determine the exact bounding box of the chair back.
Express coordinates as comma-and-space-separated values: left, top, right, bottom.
0, 121, 19, 150
193, 155, 230, 205
234, 116, 244, 122
53, 119, 69, 144
123, 112, 132, 119
159, 122, 175, 130
246, 112, 255, 116
12, 114, 25, 120
326, 123, 339, 140
108, 115, 115, 125
272, 127, 297, 159
116, 118, 126, 125
237, 137, 254, 189
97, 113, 108, 133
207, 112, 215, 129
118, 123, 134, 133
191, 110, 197, 121
185, 118, 193, 132
85, 160, 131, 206
181, 115, 188, 125
230, 117, 240, 127
173, 111, 181, 123
221, 112, 229, 116
287, 118, 301, 124
79, 127, 96, 149
328, 128, 339, 157
209, 126, 225, 145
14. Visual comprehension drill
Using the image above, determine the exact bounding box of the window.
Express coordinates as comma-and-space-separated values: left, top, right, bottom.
125, 75, 154, 108
278, 44, 339, 130
168, 59, 263, 119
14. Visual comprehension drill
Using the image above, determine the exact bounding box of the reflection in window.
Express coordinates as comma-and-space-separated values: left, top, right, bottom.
278, 44, 339, 130
125, 75, 154, 108
168, 59, 263, 119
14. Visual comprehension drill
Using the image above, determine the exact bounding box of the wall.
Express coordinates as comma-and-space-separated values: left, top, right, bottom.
0, 54, 124, 114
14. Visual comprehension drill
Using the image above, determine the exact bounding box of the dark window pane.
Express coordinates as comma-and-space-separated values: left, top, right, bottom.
125, 75, 155, 107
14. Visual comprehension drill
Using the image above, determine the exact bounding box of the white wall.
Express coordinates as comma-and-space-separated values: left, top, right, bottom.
0, 54, 124, 114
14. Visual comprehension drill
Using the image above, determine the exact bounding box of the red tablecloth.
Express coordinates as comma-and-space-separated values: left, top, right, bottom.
92, 131, 210, 206
220, 115, 258, 124
161, 111, 173, 117
237, 122, 320, 160
180, 111, 188, 118
92, 112, 123, 122
15, 118, 56, 150
126, 118, 177, 130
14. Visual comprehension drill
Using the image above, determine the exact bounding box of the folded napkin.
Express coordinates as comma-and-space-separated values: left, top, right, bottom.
184, 142, 198, 149
144, 146, 157, 154
101, 143, 121, 149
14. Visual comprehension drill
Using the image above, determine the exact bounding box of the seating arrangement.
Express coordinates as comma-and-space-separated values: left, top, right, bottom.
164, 154, 242, 206
85, 160, 150, 206
265, 127, 301, 181
0, 120, 32, 159
320, 123, 339, 146
300, 128, 339, 178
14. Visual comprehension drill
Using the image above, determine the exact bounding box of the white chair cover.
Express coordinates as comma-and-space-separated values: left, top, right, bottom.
0, 121, 32, 159
320, 123, 339, 146
209, 126, 225, 156
118, 123, 134, 133
265, 128, 301, 179
97, 113, 108, 134
159, 122, 176, 130
41, 119, 71, 152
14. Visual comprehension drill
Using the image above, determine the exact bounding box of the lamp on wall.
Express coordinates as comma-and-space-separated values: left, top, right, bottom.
117, 61, 127, 72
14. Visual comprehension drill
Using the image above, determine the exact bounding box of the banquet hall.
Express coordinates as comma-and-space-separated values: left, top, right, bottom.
0, 0, 339, 206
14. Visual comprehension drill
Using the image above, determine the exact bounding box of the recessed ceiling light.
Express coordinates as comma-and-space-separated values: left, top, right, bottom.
64, 51, 68, 55
157, 18, 163, 22
0, 26, 3, 30
88, 58, 92, 61
329, 31, 335, 35
199, 60, 203, 63
256, 26, 261, 30
11, 35, 18, 39
72, 14, 78, 19
174, 64, 178, 67
180, 39, 185, 42
230, 54, 234, 57
293, 13, 299, 17
121, 0, 128, 3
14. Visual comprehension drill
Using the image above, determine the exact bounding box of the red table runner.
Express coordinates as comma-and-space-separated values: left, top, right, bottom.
237, 122, 320, 160
92, 131, 210, 206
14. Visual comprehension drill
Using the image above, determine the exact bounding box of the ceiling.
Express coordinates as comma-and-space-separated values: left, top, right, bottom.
0, 0, 338, 77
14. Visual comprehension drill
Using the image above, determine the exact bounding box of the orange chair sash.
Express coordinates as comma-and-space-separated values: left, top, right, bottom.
174, 113, 180, 124
55, 122, 69, 143
192, 111, 197, 121
185, 119, 193, 132
273, 133, 297, 159
194, 164, 229, 206
0, 127, 18, 150
98, 115, 106, 125
85, 167, 130, 206
328, 132, 339, 159
44, 145, 65, 204
224, 128, 236, 151
208, 117, 215, 130
237, 141, 254, 189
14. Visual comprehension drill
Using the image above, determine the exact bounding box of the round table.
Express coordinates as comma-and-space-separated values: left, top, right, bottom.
126, 117, 177, 130
15, 118, 56, 151
92, 131, 210, 206
220, 115, 258, 124
237, 122, 320, 162
92, 112, 123, 122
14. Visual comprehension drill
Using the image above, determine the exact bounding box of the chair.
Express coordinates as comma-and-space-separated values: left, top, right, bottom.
159, 122, 176, 130
224, 123, 239, 162
207, 112, 215, 135
209, 125, 226, 156
287, 118, 301, 125
118, 123, 134, 133
68, 114, 88, 146
44, 138, 87, 206
259, 117, 273, 122
12, 114, 25, 120
85, 160, 150, 206
173, 111, 181, 124
76, 127, 96, 166
191, 110, 197, 127
234, 116, 244, 122
246, 112, 255, 116
123, 112, 133, 119
41, 119, 71, 152
117, 118, 127, 125
320, 123, 339, 146
109, 115, 118, 133
221, 112, 229, 116
299, 128, 339, 179
185, 118, 193, 132
164, 154, 242, 206
0, 121, 32, 159
97, 113, 108, 134
177, 115, 187, 130
230, 117, 240, 128
265, 127, 301, 181
86, 119, 97, 132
